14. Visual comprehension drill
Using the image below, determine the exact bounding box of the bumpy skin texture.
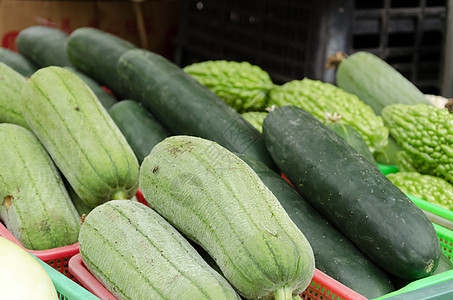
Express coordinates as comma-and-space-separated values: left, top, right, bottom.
387, 172, 453, 211
382, 104, 453, 185
0, 124, 80, 250
268, 78, 388, 154
21, 66, 140, 208
184, 60, 274, 113
140, 136, 315, 300
0, 62, 29, 129
79, 200, 241, 300
241, 111, 268, 133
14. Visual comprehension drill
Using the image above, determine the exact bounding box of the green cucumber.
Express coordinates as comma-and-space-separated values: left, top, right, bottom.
0, 47, 38, 77
108, 100, 171, 164
326, 121, 377, 165
16, 25, 74, 67
21, 66, 139, 208
0, 62, 29, 129
335, 51, 432, 115
236, 153, 395, 299
117, 49, 277, 170
262, 105, 441, 280
0, 123, 80, 250
79, 200, 241, 299
64, 66, 117, 110
66, 27, 136, 98
140, 135, 315, 300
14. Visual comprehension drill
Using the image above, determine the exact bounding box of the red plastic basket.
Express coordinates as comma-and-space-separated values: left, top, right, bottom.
0, 221, 79, 281
69, 253, 366, 300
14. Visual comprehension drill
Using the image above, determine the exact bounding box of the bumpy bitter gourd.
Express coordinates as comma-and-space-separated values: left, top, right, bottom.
241, 111, 268, 133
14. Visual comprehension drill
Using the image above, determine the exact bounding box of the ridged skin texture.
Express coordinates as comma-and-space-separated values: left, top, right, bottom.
21, 66, 139, 208
140, 135, 315, 300
79, 200, 241, 300
268, 78, 388, 154
263, 105, 441, 280
336, 51, 432, 115
382, 104, 453, 185
387, 172, 453, 211
0, 62, 29, 128
0, 124, 80, 250
241, 111, 268, 133
184, 60, 274, 112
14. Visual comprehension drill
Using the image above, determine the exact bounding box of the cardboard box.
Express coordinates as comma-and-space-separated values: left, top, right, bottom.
0, 0, 181, 58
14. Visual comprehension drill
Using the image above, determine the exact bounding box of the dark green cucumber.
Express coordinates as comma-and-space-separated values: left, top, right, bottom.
326, 121, 377, 166
262, 105, 441, 280
0, 47, 38, 77
236, 153, 395, 299
16, 25, 74, 68
117, 49, 277, 170
108, 100, 171, 164
64, 66, 117, 110
66, 27, 136, 98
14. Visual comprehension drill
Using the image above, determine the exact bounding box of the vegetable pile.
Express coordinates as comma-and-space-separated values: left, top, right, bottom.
1, 25, 453, 300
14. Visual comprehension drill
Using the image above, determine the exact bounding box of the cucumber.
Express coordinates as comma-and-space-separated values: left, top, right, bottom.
140, 135, 315, 300
108, 100, 171, 164
0, 237, 58, 299
117, 49, 277, 171
0, 123, 80, 250
66, 27, 136, 98
64, 66, 117, 110
79, 200, 241, 300
326, 121, 377, 166
0, 62, 29, 129
262, 105, 441, 280
335, 51, 432, 115
16, 25, 74, 67
236, 153, 395, 299
21, 66, 139, 208
0, 47, 38, 77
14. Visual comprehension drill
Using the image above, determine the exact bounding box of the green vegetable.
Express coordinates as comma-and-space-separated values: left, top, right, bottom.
117, 49, 277, 171
262, 105, 441, 280
387, 172, 453, 211
183, 60, 273, 112
21, 66, 139, 208
16, 25, 74, 67
79, 200, 241, 299
382, 103, 453, 185
0, 47, 38, 77
140, 135, 315, 300
236, 153, 395, 299
0, 123, 80, 250
268, 78, 388, 154
335, 51, 432, 115
241, 111, 268, 133
326, 121, 377, 165
0, 62, 29, 129
108, 100, 171, 164
66, 27, 136, 98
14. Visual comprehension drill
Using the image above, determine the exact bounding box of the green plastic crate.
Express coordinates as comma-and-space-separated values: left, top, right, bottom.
33, 255, 100, 300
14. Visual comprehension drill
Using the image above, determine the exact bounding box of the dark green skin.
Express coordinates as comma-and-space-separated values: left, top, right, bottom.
16, 25, 74, 68
262, 105, 441, 280
64, 66, 117, 110
108, 100, 170, 164
327, 122, 377, 166
117, 49, 277, 171
0, 47, 38, 77
66, 27, 136, 98
236, 153, 395, 299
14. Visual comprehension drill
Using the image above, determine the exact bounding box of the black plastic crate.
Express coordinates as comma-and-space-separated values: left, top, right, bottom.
174, 0, 447, 94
